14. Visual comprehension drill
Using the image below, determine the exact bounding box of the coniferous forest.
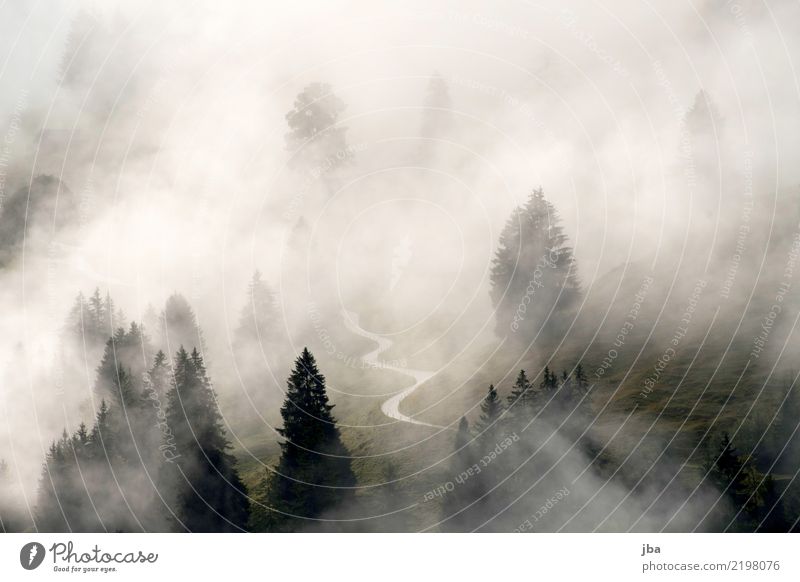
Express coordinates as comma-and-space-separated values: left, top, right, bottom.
2, 2, 800, 535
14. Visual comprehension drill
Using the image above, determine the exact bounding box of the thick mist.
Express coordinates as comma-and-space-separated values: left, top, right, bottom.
1, 0, 800, 532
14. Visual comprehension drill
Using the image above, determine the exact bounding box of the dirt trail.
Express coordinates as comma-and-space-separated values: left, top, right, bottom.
341, 310, 443, 429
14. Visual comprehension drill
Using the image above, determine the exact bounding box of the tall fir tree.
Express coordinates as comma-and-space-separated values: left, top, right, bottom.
566, 362, 591, 413
540, 366, 558, 393
0, 457, 30, 532
35, 381, 172, 534
66, 290, 106, 351
94, 322, 152, 407
490, 189, 580, 339
474, 384, 503, 442
703, 433, 791, 532
35, 435, 73, 532
574, 363, 588, 391
254, 348, 356, 531
506, 370, 536, 427
162, 348, 249, 532
88, 288, 104, 334
146, 350, 170, 397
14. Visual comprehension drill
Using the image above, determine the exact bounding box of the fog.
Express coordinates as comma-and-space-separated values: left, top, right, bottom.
1, 0, 799, 532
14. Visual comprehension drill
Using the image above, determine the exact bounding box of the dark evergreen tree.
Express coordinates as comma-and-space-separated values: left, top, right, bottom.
163, 348, 249, 532
474, 384, 503, 442
36, 427, 99, 532
707, 433, 743, 492
35, 437, 72, 532
703, 433, 791, 532
756, 474, 791, 532
0, 457, 29, 532
35, 401, 147, 533
61, 290, 127, 403
88, 288, 104, 334
574, 363, 588, 391
506, 370, 536, 427
86, 400, 143, 532
455, 416, 470, 452
490, 189, 580, 339
146, 350, 170, 397
540, 366, 558, 392
94, 322, 152, 407
65, 290, 109, 351
35, 381, 176, 534
554, 363, 591, 419
254, 348, 356, 531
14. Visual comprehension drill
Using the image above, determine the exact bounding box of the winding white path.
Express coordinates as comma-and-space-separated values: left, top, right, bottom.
341, 310, 443, 429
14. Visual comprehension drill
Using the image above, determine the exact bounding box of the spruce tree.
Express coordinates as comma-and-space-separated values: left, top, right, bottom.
474, 384, 503, 442
94, 321, 153, 407
159, 294, 205, 355
66, 291, 89, 340
37, 427, 100, 532
88, 288, 105, 336
163, 348, 249, 532
540, 366, 558, 392
147, 350, 170, 397
772, 381, 800, 474
574, 363, 588, 391
757, 474, 791, 532
0, 458, 11, 531
85, 399, 143, 532
35, 396, 164, 533
506, 370, 536, 427
709, 433, 743, 490
0, 458, 30, 532
88, 400, 116, 461
35, 438, 72, 532
490, 189, 580, 339
256, 348, 356, 531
